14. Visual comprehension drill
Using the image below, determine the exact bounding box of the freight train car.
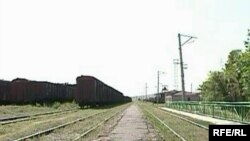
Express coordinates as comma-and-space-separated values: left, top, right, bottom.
0, 78, 75, 104
76, 75, 131, 106
145, 92, 165, 103
0, 80, 11, 104
0, 76, 131, 105
124, 96, 132, 103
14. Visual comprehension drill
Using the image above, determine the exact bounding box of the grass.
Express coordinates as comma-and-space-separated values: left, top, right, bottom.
156, 109, 212, 127
137, 102, 209, 141
0, 103, 131, 141
141, 109, 180, 141
0, 109, 98, 141
0, 102, 79, 117
146, 102, 212, 127
36, 103, 131, 141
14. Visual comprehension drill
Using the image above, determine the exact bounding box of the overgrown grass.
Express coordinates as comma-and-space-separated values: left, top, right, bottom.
141, 108, 180, 141
0, 108, 102, 141
0, 102, 79, 117
152, 104, 212, 127
36, 103, 131, 141
0, 104, 132, 141
137, 102, 209, 141
163, 110, 211, 127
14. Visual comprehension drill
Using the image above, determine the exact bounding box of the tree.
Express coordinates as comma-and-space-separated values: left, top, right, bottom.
244, 29, 250, 49
224, 50, 243, 101
199, 29, 250, 101
238, 29, 250, 100
199, 71, 228, 101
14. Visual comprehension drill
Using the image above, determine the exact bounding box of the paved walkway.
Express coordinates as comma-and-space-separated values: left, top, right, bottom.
160, 107, 242, 125
97, 104, 160, 141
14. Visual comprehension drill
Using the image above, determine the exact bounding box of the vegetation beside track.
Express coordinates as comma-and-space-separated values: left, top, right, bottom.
0, 109, 88, 140
199, 30, 250, 102
147, 103, 211, 127
74, 103, 131, 141
0, 103, 131, 141
0, 102, 79, 118
37, 104, 130, 141
137, 101, 209, 141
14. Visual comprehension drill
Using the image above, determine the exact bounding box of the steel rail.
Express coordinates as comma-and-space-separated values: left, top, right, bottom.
144, 109, 187, 141
13, 111, 106, 141
73, 112, 119, 140
0, 110, 77, 125
158, 108, 209, 130
0, 109, 78, 125
73, 107, 126, 141
0, 108, 77, 121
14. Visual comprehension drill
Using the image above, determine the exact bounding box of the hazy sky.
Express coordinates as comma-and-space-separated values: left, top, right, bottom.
0, 0, 250, 97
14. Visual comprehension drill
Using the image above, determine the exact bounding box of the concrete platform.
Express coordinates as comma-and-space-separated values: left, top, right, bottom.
160, 107, 242, 125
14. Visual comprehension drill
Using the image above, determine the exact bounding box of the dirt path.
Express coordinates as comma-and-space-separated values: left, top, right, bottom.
95, 104, 161, 141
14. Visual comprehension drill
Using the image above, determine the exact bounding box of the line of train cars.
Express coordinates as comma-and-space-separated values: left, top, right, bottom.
0, 78, 75, 104
144, 92, 166, 103
76, 76, 131, 106
0, 75, 131, 106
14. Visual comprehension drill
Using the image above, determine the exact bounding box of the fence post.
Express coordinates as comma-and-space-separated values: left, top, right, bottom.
212, 105, 214, 117
225, 106, 227, 119
203, 104, 205, 114
241, 106, 244, 122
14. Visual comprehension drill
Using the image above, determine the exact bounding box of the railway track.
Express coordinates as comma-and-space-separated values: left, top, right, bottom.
13, 111, 105, 141
73, 108, 124, 141
0, 108, 78, 125
12, 104, 129, 141
138, 102, 208, 141
158, 108, 209, 130
144, 109, 187, 141
0, 115, 29, 122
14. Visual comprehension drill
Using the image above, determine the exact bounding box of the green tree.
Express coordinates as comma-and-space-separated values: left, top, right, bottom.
239, 29, 250, 100
199, 71, 228, 101
224, 50, 243, 101
244, 29, 250, 49
199, 29, 250, 102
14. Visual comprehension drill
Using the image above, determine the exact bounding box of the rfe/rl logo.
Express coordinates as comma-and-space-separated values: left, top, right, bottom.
213, 129, 247, 136
209, 125, 250, 141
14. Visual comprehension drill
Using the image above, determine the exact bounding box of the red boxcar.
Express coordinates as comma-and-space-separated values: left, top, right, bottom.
0, 80, 11, 104
8, 78, 74, 104
76, 76, 97, 106
11, 78, 29, 104
76, 75, 128, 107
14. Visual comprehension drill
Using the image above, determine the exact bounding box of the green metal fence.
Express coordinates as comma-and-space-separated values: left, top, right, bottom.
166, 101, 250, 124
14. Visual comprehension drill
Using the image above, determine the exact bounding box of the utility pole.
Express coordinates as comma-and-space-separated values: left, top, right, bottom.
178, 33, 185, 101
157, 71, 160, 103
145, 83, 148, 100
178, 33, 197, 101
191, 83, 193, 93
157, 71, 166, 103
173, 59, 179, 90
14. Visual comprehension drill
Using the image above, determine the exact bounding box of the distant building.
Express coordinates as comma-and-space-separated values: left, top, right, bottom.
165, 90, 200, 101
134, 90, 200, 103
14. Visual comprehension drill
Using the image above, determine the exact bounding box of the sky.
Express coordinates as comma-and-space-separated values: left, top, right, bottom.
0, 0, 250, 97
